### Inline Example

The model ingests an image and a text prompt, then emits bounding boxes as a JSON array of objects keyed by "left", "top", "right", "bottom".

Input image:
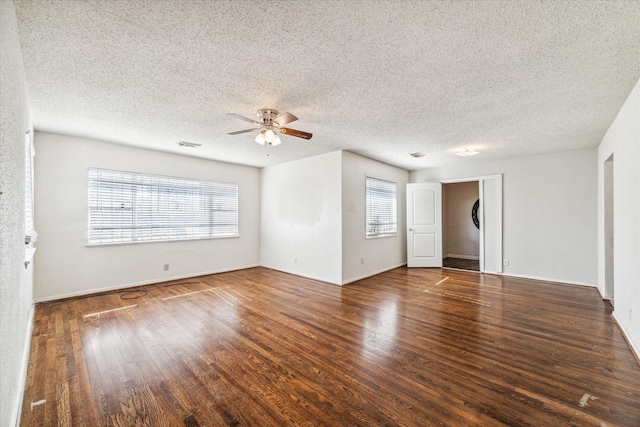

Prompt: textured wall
[
  {"left": 597, "top": 78, "right": 640, "bottom": 359},
  {"left": 34, "top": 132, "right": 261, "bottom": 301},
  {"left": 410, "top": 148, "right": 598, "bottom": 286},
  {"left": 341, "top": 151, "right": 409, "bottom": 284},
  {"left": 261, "top": 151, "right": 343, "bottom": 285},
  {"left": 0, "top": 1, "right": 34, "bottom": 425}
]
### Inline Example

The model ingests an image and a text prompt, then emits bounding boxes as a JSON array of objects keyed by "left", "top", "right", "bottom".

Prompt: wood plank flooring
[
  {"left": 443, "top": 257, "right": 480, "bottom": 271},
  {"left": 20, "top": 267, "right": 640, "bottom": 426}
]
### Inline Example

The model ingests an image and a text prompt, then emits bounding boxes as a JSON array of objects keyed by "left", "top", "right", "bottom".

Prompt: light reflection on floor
[
  {"left": 83, "top": 281, "right": 252, "bottom": 369},
  {"left": 362, "top": 298, "right": 398, "bottom": 359}
]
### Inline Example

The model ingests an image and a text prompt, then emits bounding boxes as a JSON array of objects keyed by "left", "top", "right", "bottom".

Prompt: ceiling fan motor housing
[{"left": 257, "top": 109, "right": 280, "bottom": 126}]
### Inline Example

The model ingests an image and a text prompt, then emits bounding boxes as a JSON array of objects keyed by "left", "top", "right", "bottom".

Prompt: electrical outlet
[
  {"left": 164, "top": 263, "right": 169, "bottom": 271},
  {"left": 294, "top": 258, "right": 297, "bottom": 264},
  {"left": 503, "top": 259, "right": 509, "bottom": 266},
  {"left": 361, "top": 258, "right": 365, "bottom": 265}
]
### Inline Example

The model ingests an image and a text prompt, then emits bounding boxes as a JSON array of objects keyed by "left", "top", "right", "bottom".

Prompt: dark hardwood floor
[
  {"left": 20, "top": 267, "right": 640, "bottom": 426},
  {"left": 443, "top": 257, "right": 480, "bottom": 271}
]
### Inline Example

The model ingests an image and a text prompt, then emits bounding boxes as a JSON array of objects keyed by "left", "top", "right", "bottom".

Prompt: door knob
[{"left": 408, "top": 228, "right": 413, "bottom": 231}]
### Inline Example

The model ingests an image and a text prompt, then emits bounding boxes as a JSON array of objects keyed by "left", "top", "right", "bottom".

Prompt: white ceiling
[{"left": 13, "top": 0, "right": 640, "bottom": 170}]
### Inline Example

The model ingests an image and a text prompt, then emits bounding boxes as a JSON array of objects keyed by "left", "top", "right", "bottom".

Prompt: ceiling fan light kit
[
  {"left": 227, "top": 108, "right": 312, "bottom": 146},
  {"left": 255, "top": 128, "right": 281, "bottom": 146}
]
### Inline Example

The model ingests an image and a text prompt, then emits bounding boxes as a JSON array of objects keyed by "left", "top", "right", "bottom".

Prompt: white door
[
  {"left": 407, "top": 183, "right": 442, "bottom": 267},
  {"left": 478, "top": 175, "right": 503, "bottom": 274}
]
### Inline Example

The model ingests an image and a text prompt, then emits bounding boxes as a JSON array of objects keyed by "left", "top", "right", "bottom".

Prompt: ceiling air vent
[{"left": 178, "top": 141, "right": 202, "bottom": 148}]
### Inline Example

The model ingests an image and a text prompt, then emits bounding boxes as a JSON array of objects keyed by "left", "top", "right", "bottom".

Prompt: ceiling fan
[{"left": 227, "top": 109, "right": 312, "bottom": 146}]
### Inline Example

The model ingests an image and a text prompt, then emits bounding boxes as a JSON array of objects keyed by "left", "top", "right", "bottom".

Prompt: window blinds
[
  {"left": 24, "top": 134, "right": 35, "bottom": 233},
  {"left": 88, "top": 168, "right": 238, "bottom": 245},
  {"left": 365, "top": 177, "right": 397, "bottom": 238}
]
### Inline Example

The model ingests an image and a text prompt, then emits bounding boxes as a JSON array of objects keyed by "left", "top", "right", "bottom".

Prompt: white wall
[
  {"left": 444, "top": 181, "right": 479, "bottom": 258},
  {"left": 341, "top": 151, "right": 409, "bottom": 284},
  {"left": 410, "top": 148, "right": 598, "bottom": 286},
  {"left": 260, "top": 151, "right": 343, "bottom": 284},
  {"left": 0, "top": 1, "right": 35, "bottom": 425},
  {"left": 34, "top": 132, "right": 261, "bottom": 301},
  {"left": 597, "top": 78, "right": 640, "bottom": 358}
]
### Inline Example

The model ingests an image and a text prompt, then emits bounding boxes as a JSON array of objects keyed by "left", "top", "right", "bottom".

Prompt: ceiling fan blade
[
  {"left": 227, "top": 113, "right": 260, "bottom": 125},
  {"left": 280, "top": 128, "right": 312, "bottom": 140},
  {"left": 228, "top": 128, "right": 259, "bottom": 135},
  {"left": 273, "top": 112, "right": 298, "bottom": 127}
]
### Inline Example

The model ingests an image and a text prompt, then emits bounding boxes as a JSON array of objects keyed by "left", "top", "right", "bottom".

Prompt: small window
[
  {"left": 366, "top": 177, "right": 397, "bottom": 238},
  {"left": 88, "top": 168, "right": 238, "bottom": 245}
]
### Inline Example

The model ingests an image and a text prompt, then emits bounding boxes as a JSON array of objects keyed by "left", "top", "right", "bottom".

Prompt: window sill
[
  {"left": 366, "top": 234, "right": 397, "bottom": 240},
  {"left": 85, "top": 234, "right": 240, "bottom": 247},
  {"left": 25, "top": 247, "right": 36, "bottom": 268}
]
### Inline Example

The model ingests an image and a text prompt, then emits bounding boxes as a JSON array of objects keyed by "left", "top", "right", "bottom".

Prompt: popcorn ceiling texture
[
  {"left": 1, "top": 1, "right": 33, "bottom": 426},
  {"left": 12, "top": 0, "right": 640, "bottom": 170}
]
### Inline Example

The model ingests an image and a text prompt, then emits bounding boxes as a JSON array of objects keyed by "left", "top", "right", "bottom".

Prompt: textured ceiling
[{"left": 13, "top": 0, "right": 640, "bottom": 170}]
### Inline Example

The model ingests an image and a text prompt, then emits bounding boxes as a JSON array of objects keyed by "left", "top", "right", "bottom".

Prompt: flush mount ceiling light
[
  {"left": 456, "top": 148, "right": 479, "bottom": 157},
  {"left": 227, "top": 108, "right": 312, "bottom": 146}
]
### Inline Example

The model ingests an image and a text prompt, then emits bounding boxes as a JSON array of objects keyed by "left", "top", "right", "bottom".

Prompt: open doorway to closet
[{"left": 443, "top": 181, "right": 480, "bottom": 271}]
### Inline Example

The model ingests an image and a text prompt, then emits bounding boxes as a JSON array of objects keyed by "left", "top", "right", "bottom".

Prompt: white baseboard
[
  {"left": 35, "top": 264, "right": 261, "bottom": 302},
  {"left": 612, "top": 312, "right": 640, "bottom": 364},
  {"left": 443, "top": 266, "right": 481, "bottom": 274},
  {"left": 446, "top": 253, "right": 479, "bottom": 260},
  {"left": 259, "top": 266, "right": 342, "bottom": 286},
  {"left": 259, "top": 263, "right": 408, "bottom": 287},
  {"left": 499, "top": 272, "right": 596, "bottom": 288},
  {"left": 596, "top": 285, "right": 613, "bottom": 301},
  {"left": 12, "top": 302, "right": 35, "bottom": 427},
  {"left": 342, "top": 263, "right": 407, "bottom": 285}
]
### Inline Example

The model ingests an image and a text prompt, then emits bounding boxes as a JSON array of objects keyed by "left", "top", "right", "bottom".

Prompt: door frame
[
  {"left": 406, "top": 183, "right": 443, "bottom": 268},
  {"left": 439, "top": 174, "right": 502, "bottom": 274},
  {"left": 604, "top": 154, "right": 614, "bottom": 303}
]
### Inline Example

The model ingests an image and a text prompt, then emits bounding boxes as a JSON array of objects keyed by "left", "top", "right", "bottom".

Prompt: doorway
[
  {"left": 443, "top": 181, "right": 480, "bottom": 271},
  {"left": 406, "top": 174, "right": 502, "bottom": 273},
  {"left": 604, "top": 154, "right": 614, "bottom": 304}
]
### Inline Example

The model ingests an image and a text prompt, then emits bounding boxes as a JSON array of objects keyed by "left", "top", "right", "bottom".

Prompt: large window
[
  {"left": 88, "top": 168, "right": 238, "bottom": 245},
  {"left": 365, "top": 176, "right": 397, "bottom": 238}
]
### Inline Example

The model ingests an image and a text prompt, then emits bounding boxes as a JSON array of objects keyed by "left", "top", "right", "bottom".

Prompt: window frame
[
  {"left": 365, "top": 176, "right": 398, "bottom": 239},
  {"left": 87, "top": 168, "right": 239, "bottom": 246}
]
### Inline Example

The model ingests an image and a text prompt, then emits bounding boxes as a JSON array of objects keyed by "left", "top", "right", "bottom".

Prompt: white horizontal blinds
[
  {"left": 25, "top": 133, "right": 34, "bottom": 233},
  {"left": 88, "top": 168, "right": 238, "bottom": 244},
  {"left": 366, "top": 177, "right": 397, "bottom": 237}
]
